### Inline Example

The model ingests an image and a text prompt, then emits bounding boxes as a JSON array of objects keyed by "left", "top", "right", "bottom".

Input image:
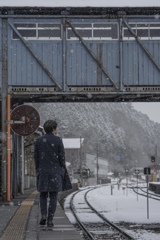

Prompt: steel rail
[
  {"left": 70, "top": 185, "right": 111, "bottom": 239},
  {"left": 132, "top": 187, "right": 160, "bottom": 201},
  {"left": 70, "top": 185, "right": 134, "bottom": 240},
  {"left": 138, "top": 187, "right": 160, "bottom": 198},
  {"left": 85, "top": 188, "right": 135, "bottom": 240},
  {"left": 70, "top": 189, "right": 96, "bottom": 240}
]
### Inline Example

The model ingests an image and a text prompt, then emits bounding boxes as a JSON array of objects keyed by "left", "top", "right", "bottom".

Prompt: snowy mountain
[{"left": 34, "top": 102, "right": 160, "bottom": 172}]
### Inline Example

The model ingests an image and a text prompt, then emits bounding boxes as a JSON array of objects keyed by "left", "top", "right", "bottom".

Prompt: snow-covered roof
[
  {"left": 149, "top": 182, "right": 160, "bottom": 185},
  {"left": 108, "top": 172, "right": 114, "bottom": 176},
  {"left": 0, "top": 0, "right": 160, "bottom": 8},
  {"left": 63, "top": 138, "right": 84, "bottom": 149}
]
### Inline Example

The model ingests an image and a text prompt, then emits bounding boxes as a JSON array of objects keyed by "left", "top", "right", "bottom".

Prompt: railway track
[
  {"left": 70, "top": 186, "right": 135, "bottom": 240},
  {"left": 131, "top": 186, "right": 160, "bottom": 201}
]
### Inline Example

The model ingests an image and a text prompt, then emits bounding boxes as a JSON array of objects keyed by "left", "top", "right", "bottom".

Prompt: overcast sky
[{"left": 132, "top": 103, "right": 160, "bottom": 124}]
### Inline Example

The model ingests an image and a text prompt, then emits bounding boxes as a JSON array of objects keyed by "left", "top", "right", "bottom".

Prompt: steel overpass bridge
[{"left": 1, "top": 5, "right": 160, "bottom": 200}]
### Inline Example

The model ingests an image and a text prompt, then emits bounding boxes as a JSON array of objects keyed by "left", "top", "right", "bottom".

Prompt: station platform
[{"left": 0, "top": 188, "right": 84, "bottom": 240}]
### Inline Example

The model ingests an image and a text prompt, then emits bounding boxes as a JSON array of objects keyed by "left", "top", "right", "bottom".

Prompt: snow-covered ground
[{"left": 64, "top": 179, "right": 160, "bottom": 240}]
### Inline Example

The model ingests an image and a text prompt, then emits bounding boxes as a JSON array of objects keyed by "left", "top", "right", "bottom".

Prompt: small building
[
  {"left": 62, "top": 138, "right": 84, "bottom": 170},
  {"left": 86, "top": 153, "right": 109, "bottom": 184}
]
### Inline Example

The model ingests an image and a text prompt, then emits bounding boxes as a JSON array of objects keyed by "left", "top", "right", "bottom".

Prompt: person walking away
[{"left": 34, "top": 120, "right": 72, "bottom": 227}]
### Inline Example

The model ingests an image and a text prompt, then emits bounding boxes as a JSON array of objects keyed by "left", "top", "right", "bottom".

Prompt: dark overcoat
[{"left": 34, "top": 133, "right": 72, "bottom": 192}]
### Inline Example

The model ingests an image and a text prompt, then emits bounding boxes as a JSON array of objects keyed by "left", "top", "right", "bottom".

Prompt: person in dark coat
[{"left": 34, "top": 120, "right": 72, "bottom": 227}]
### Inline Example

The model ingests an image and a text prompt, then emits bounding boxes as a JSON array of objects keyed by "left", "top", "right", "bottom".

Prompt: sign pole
[
  {"left": 125, "top": 169, "right": 129, "bottom": 196},
  {"left": 135, "top": 169, "right": 140, "bottom": 201},
  {"left": 147, "top": 169, "right": 149, "bottom": 219},
  {"left": 137, "top": 173, "right": 138, "bottom": 201},
  {"left": 144, "top": 167, "right": 150, "bottom": 219}
]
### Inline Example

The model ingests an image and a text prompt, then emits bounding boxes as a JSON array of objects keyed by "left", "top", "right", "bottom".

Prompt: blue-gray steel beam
[
  {"left": 8, "top": 21, "right": 63, "bottom": 91},
  {"left": 62, "top": 19, "right": 67, "bottom": 91},
  {"left": 97, "top": 44, "right": 102, "bottom": 85},
  {"left": 123, "top": 20, "right": 160, "bottom": 72},
  {"left": 66, "top": 20, "right": 119, "bottom": 90},
  {"left": 119, "top": 18, "right": 124, "bottom": 91},
  {"left": 1, "top": 18, "right": 8, "bottom": 199}
]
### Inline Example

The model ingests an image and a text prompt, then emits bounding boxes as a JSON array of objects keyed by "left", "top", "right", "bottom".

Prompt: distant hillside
[{"left": 33, "top": 102, "right": 160, "bottom": 173}]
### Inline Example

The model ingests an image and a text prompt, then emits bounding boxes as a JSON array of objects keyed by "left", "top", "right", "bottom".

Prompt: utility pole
[
  {"left": 80, "top": 137, "right": 82, "bottom": 185},
  {"left": 96, "top": 144, "right": 99, "bottom": 185},
  {"left": 155, "top": 144, "right": 158, "bottom": 180},
  {"left": 125, "top": 168, "right": 129, "bottom": 196}
]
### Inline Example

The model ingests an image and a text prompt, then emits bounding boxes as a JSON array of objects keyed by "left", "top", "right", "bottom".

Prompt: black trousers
[{"left": 40, "top": 192, "right": 58, "bottom": 220}]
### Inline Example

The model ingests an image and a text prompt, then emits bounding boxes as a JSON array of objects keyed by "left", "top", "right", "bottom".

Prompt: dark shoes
[
  {"left": 40, "top": 216, "right": 54, "bottom": 227},
  {"left": 47, "top": 220, "right": 54, "bottom": 227},
  {"left": 39, "top": 215, "right": 47, "bottom": 225}
]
